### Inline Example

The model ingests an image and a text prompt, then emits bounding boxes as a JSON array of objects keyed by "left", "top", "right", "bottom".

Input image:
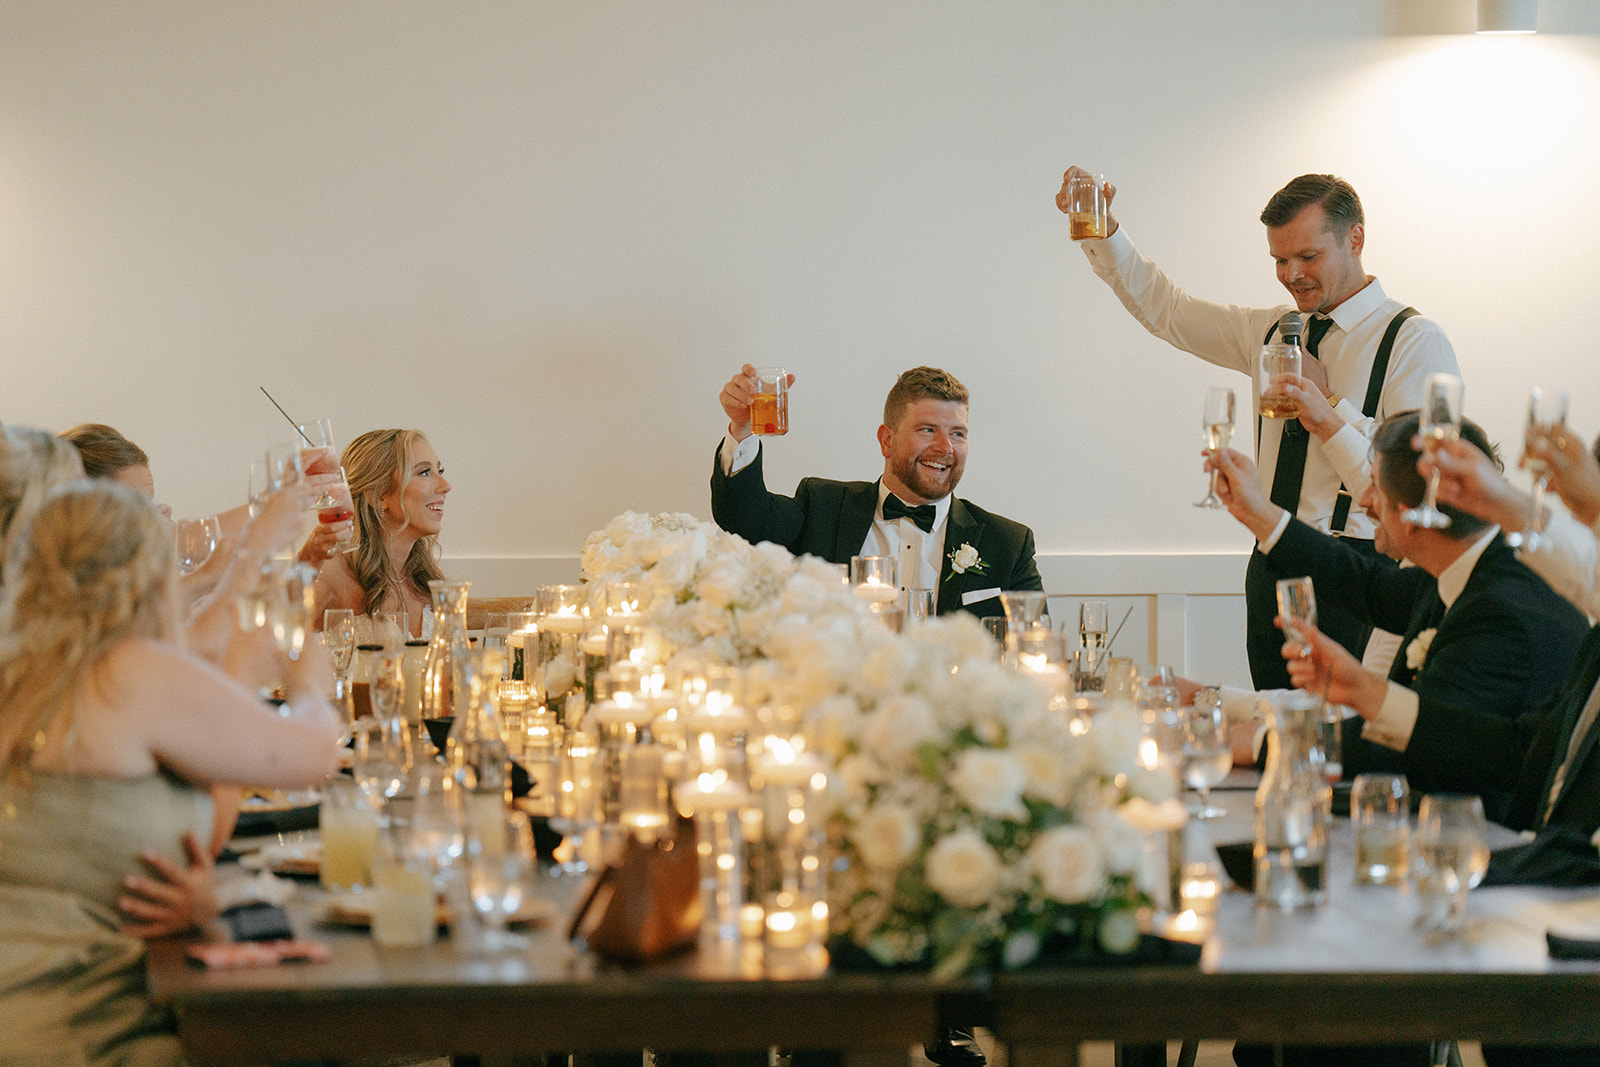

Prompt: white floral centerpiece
[{"left": 580, "top": 512, "right": 1161, "bottom": 976}]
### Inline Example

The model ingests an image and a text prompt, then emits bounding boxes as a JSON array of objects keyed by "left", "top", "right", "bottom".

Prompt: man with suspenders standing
[{"left": 1057, "top": 167, "right": 1461, "bottom": 692}]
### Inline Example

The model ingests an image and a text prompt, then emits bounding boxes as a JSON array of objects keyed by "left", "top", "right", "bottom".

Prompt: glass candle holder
[
  {"left": 751, "top": 740, "right": 829, "bottom": 969},
  {"left": 675, "top": 772, "right": 753, "bottom": 947},
  {"left": 536, "top": 584, "right": 588, "bottom": 728}
]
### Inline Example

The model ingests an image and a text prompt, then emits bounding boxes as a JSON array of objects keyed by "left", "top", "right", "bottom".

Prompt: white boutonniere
[
  {"left": 945, "top": 542, "right": 988, "bottom": 582},
  {"left": 1406, "top": 628, "right": 1437, "bottom": 672}
]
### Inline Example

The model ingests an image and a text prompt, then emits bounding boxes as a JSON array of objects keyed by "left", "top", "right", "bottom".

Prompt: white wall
[{"left": 6, "top": 0, "right": 1600, "bottom": 688}]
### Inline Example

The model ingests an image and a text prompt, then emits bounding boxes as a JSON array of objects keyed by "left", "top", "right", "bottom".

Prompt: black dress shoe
[{"left": 924, "top": 1027, "right": 987, "bottom": 1067}]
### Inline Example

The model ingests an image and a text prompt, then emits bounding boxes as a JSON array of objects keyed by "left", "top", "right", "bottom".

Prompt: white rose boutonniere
[
  {"left": 1406, "top": 628, "right": 1437, "bottom": 672},
  {"left": 945, "top": 542, "right": 988, "bottom": 582}
]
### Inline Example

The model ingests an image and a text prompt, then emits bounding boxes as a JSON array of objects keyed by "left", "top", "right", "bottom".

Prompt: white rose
[
  {"left": 851, "top": 804, "right": 922, "bottom": 873},
  {"left": 860, "top": 694, "right": 938, "bottom": 766},
  {"left": 543, "top": 653, "right": 577, "bottom": 697},
  {"left": 1027, "top": 825, "right": 1105, "bottom": 904},
  {"left": 1406, "top": 628, "right": 1437, "bottom": 671},
  {"left": 1098, "top": 907, "right": 1142, "bottom": 954},
  {"left": 1089, "top": 809, "right": 1145, "bottom": 876},
  {"left": 948, "top": 748, "right": 1029, "bottom": 821},
  {"left": 1016, "top": 744, "right": 1075, "bottom": 806},
  {"left": 924, "top": 829, "right": 1003, "bottom": 908},
  {"left": 1088, "top": 705, "right": 1143, "bottom": 776},
  {"left": 1126, "top": 763, "right": 1179, "bottom": 805},
  {"left": 951, "top": 543, "right": 981, "bottom": 572}
]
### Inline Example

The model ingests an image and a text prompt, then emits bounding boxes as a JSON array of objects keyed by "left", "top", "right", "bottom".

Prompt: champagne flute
[
  {"left": 1415, "top": 794, "right": 1490, "bottom": 935},
  {"left": 1182, "top": 690, "right": 1231, "bottom": 819},
  {"left": 1195, "top": 387, "right": 1236, "bottom": 509},
  {"left": 324, "top": 608, "right": 358, "bottom": 734},
  {"left": 1506, "top": 387, "right": 1569, "bottom": 552},
  {"left": 175, "top": 516, "right": 221, "bottom": 576},
  {"left": 466, "top": 811, "right": 535, "bottom": 952},
  {"left": 270, "top": 561, "right": 317, "bottom": 661},
  {"left": 247, "top": 461, "right": 272, "bottom": 520},
  {"left": 1275, "top": 576, "right": 1317, "bottom": 660},
  {"left": 264, "top": 442, "right": 304, "bottom": 492},
  {"left": 1400, "top": 373, "right": 1463, "bottom": 529}
]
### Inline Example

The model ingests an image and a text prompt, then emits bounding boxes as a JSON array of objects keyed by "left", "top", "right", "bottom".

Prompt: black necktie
[
  {"left": 882, "top": 494, "right": 936, "bottom": 533},
  {"left": 1268, "top": 314, "right": 1335, "bottom": 513}
]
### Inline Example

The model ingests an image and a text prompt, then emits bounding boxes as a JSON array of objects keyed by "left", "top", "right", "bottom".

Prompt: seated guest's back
[{"left": 0, "top": 481, "right": 342, "bottom": 1065}]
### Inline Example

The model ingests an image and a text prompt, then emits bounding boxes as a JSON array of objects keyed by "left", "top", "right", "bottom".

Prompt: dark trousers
[{"left": 1244, "top": 541, "right": 1377, "bottom": 691}]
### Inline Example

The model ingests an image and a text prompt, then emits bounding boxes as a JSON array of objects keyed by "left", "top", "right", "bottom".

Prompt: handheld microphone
[{"left": 1277, "top": 311, "right": 1304, "bottom": 347}]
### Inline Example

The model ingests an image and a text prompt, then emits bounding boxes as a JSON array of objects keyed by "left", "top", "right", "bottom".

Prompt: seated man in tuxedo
[
  {"left": 1212, "top": 410, "right": 1590, "bottom": 824},
  {"left": 711, "top": 364, "right": 1042, "bottom": 617}
]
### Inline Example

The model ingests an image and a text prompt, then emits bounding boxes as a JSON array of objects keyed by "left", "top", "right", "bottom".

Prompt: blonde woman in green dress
[{"left": 0, "top": 481, "right": 343, "bottom": 1064}]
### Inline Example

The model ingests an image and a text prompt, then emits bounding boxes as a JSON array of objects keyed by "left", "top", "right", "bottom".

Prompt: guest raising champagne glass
[
  {"left": 1195, "top": 387, "right": 1235, "bottom": 509},
  {"left": 312, "top": 429, "right": 451, "bottom": 641}
]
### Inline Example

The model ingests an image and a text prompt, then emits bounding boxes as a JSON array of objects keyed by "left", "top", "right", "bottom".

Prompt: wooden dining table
[{"left": 147, "top": 775, "right": 1600, "bottom": 1067}]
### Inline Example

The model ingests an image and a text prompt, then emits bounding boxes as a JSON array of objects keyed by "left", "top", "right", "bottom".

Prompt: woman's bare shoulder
[{"left": 314, "top": 556, "right": 366, "bottom": 612}]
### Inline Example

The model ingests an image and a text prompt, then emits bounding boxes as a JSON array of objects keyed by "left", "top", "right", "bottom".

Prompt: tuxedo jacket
[
  {"left": 709, "top": 444, "right": 1042, "bottom": 619},
  {"left": 1267, "top": 520, "right": 1590, "bottom": 817},
  {"left": 1423, "top": 624, "right": 1600, "bottom": 835}
]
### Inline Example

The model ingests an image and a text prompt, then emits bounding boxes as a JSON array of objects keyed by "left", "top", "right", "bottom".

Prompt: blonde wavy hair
[
  {"left": 341, "top": 428, "right": 445, "bottom": 616},
  {"left": 1, "top": 425, "right": 86, "bottom": 580},
  {"left": 0, "top": 481, "right": 178, "bottom": 769}
]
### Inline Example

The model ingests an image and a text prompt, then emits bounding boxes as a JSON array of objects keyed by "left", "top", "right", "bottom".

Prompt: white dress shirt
[
  {"left": 1515, "top": 507, "right": 1600, "bottom": 621},
  {"left": 1081, "top": 227, "right": 1460, "bottom": 537}
]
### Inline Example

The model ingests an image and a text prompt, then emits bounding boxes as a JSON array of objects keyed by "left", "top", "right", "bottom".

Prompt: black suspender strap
[{"left": 1329, "top": 306, "right": 1419, "bottom": 535}]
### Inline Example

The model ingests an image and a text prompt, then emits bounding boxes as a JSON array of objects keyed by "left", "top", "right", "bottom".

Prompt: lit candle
[
  {"left": 540, "top": 611, "right": 587, "bottom": 635},
  {"left": 853, "top": 578, "right": 898, "bottom": 604}
]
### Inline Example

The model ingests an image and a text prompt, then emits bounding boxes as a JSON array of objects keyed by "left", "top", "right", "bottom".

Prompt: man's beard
[{"left": 892, "top": 452, "right": 962, "bottom": 502}]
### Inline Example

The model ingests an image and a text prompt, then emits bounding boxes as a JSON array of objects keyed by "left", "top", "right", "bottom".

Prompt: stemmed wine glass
[
  {"left": 324, "top": 608, "right": 358, "bottom": 736},
  {"left": 1195, "top": 387, "right": 1236, "bottom": 509},
  {"left": 174, "top": 516, "right": 221, "bottom": 576},
  {"left": 315, "top": 468, "right": 360, "bottom": 554},
  {"left": 1181, "top": 690, "right": 1231, "bottom": 819},
  {"left": 1401, "top": 373, "right": 1464, "bottom": 529},
  {"left": 466, "top": 811, "right": 536, "bottom": 952},
  {"left": 1506, "top": 387, "right": 1569, "bottom": 552},
  {"left": 370, "top": 651, "right": 406, "bottom": 723},
  {"left": 550, "top": 730, "right": 602, "bottom": 877},
  {"left": 354, "top": 714, "right": 412, "bottom": 805},
  {"left": 1414, "top": 794, "right": 1490, "bottom": 935}
]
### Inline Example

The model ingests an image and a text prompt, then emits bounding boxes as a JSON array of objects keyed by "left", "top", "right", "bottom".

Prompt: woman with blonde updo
[
  {"left": 0, "top": 481, "right": 342, "bottom": 1064},
  {"left": 0, "top": 424, "right": 83, "bottom": 572},
  {"left": 313, "top": 428, "right": 451, "bottom": 639}
]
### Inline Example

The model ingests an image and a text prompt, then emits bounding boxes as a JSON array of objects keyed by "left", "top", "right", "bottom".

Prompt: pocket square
[{"left": 961, "top": 587, "right": 1001, "bottom": 606}]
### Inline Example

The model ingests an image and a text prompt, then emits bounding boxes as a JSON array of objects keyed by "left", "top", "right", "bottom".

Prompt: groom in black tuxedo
[
  {"left": 711, "top": 364, "right": 1042, "bottom": 619},
  {"left": 1212, "top": 411, "right": 1589, "bottom": 824}
]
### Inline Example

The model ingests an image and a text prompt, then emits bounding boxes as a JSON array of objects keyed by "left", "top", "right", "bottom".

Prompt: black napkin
[
  {"left": 233, "top": 802, "right": 320, "bottom": 837},
  {"left": 1547, "top": 932, "right": 1600, "bottom": 960},
  {"left": 1482, "top": 825, "right": 1600, "bottom": 888},
  {"left": 221, "top": 902, "right": 295, "bottom": 942}
]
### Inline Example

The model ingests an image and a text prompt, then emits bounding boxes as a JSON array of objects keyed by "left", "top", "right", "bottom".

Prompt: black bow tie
[{"left": 882, "top": 494, "right": 937, "bottom": 533}]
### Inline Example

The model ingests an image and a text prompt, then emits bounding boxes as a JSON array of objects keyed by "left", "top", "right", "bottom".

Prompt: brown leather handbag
[{"left": 568, "top": 815, "right": 702, "bottom": 962}]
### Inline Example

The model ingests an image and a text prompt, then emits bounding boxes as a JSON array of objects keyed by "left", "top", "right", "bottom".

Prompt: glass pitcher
[
  {"left": 1254, "top": 691, "right": 1332, "bottom": 909},
  {"left": 419, "top": 579, "right": 471, "bottom": 741},
  {"left": 445, "top": 647, "right": 510, "bottom": 852}
]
